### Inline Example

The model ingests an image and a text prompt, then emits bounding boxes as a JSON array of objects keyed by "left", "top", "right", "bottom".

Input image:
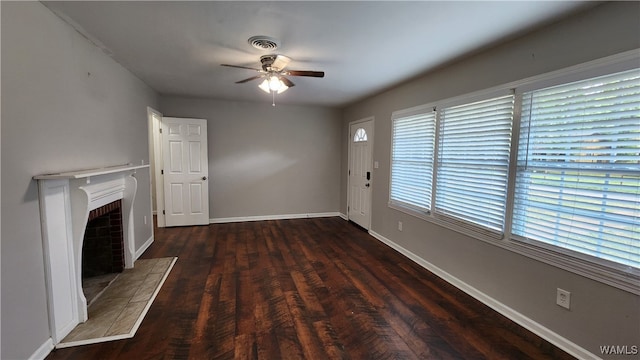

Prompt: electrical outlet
[
  {"left": 398, "top": 221, "right": 403, "bottom": 231},
  {"left": 556, "top": 288, "right": 571, "bottom": 310}
]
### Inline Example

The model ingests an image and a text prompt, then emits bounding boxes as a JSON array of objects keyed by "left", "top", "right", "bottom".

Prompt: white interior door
[
  {"left": 348, "top": 118, "right": 373, "bottom": 229},
  {"left": 162, "top": 117, "right": 209, "bottom": 226}
]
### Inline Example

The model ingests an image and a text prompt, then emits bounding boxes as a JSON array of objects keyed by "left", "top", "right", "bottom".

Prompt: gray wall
[
  {"left": 341, "top": 2, "right": 640, "bottom": 357},
  {"left": 1, "top": 2, "right": 158, "bottom": 359},
  {"left": 160, "top": 97, "right": 342, "bottom": 220}
]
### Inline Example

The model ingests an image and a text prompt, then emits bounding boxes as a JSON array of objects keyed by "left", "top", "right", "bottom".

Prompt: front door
[
  {"left": 162, "top": 117, "right": 209, "bottom": 226},
  {"left": 348, "top": 118, "right": 373, "bottom": 229}
]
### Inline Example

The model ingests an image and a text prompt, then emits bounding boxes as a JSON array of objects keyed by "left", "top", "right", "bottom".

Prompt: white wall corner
[
  {"left": 135, "top": 235, "right": 155, "bottom": 261},
  {"left": 28, "top": 338, "right": 54, "bottom": 360},
  {"left": 367, "top": 230, "right": 599, "bottom": 360}
]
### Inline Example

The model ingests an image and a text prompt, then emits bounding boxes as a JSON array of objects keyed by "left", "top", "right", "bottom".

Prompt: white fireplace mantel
[
  {"left": 34, "top": 163, "right": 149, "bottom": 180},
  {"left": 35, "top": 164, "right": 149, "bottom": 345}
]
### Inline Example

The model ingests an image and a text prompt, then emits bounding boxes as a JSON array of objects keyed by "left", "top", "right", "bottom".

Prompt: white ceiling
[{"left": 43, "top": 1, "right": 593, "bottom": 107}]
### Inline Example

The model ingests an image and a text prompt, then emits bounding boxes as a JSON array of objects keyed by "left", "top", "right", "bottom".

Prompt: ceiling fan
[{"left": 221, "top": 55, "right": 324, "bottom": 95}]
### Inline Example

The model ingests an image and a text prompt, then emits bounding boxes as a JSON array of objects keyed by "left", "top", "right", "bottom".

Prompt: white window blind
[
  {"left": 390, "top": 111, "right": 435, "bottom": 213},
  {"left": 435, "top": 95, "right": 514, "bottom": 235},
  {"left": 513, "top": 68, "right": 640, "bottom": 269}
]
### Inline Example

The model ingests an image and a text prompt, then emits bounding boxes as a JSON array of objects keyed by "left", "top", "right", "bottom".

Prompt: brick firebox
[{"left": 82, "top": 200, "right": 125, "bottom": 278}]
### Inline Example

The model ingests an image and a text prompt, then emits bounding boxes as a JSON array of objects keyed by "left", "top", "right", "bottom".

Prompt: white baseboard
[
  {"left": 29, "top": 338, "right": 54, "bottom": 360},
  {"left": 210, "top": 212, "right": 341, "bottom": 224},
  {"left": 368, "top": 230, "right": 598, "bottom": 360},
  {"left": 339, "top": 213, "right": 348, "bottom": 221},
  {"left": 135, "top": 235, "right": 154, "bottom": 260}
]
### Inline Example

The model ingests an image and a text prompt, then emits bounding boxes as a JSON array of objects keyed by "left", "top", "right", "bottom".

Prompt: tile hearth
[
  {"left": 83, "top": 273, "right": 119, "bottom": 306},
  {"left": 58, "top": 257, "right": 176, "bottom": 348}
]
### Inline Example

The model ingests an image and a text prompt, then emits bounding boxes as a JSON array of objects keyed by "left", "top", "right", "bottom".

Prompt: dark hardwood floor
[{"left": 47, "top": 217, "right": 574, "bottom": 359}]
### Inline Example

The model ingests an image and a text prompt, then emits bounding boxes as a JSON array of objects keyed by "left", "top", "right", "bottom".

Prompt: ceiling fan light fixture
[
  {"left": 223, "top": 53, "right": 321, "bottom": 104},
  {"left": 269, "top": 75, "right": 281, "bottom": 91},
  {"left": 258, "top": 79, "right": 271, "bottom": 94},
  {"left": 258, "top": 79, "right": 270, "bottom": 93},
  {"left": 259, "top": 76, "right": 288, "bottom": 94}
]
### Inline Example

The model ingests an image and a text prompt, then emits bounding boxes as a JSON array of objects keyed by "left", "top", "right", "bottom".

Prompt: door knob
[
  {"left": 365, "top": 183, "right": 370, "bottom": 187},
  {"left": 202, "top": 176, "right": 208, "bottom": 180}
]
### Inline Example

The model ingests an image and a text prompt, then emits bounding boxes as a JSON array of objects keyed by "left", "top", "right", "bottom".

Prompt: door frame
[
  {"left": 147, "top": 107, "right": 166, "bottom": 227},
  {"left": 346, "top": 116, "right": 374, "bottom": 230}
]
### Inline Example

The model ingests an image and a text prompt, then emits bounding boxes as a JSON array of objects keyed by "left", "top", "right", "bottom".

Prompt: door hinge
[
  {"left": 348, "top": 169, "right": 351, "bottom": 175},
  {"left": 159, "top": 128, "right": 163, "bottom": 133},
  {"left": 162, "top": 210, "right": 165, "bottom": 215},
  {"left": 161, "top": 169, "right": 164, "bottom": 175}
]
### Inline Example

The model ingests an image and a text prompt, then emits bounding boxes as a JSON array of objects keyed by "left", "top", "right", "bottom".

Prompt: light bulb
[{"left": 269, "top": 76, "right": 281, "bottom": 91}]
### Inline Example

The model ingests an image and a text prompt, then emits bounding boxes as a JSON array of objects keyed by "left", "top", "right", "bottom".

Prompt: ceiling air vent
[{"left": 248, "top": 36, "right": 279, "bottom": 51}]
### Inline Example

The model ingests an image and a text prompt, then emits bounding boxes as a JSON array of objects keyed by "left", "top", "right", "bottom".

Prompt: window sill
[
  {"left": 505, "top": 238, "right": 640, "bottom": 295},
  {"left": 387, "top": 203, "right": 640, "bottom": 295}
]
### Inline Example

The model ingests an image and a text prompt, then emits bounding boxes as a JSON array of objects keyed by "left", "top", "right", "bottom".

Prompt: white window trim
[{"left": 388, "top": 49, "right": 640, "bottom": 295}]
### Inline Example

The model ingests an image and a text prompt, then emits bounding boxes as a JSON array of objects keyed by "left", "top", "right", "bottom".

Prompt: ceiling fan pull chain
[{"left": 272, "top": 91, "right": 276, "bottom": 107}]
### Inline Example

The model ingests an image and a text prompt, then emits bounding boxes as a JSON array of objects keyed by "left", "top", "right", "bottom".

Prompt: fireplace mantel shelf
[{"left": 34, "top": 164, "right": 149, "bottom": 180}]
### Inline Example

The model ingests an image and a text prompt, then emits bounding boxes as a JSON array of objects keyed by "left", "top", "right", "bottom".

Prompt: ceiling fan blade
[
  {"left": 286, "top": 70, "right": 325, "bottom": 78},
  {"left": 271, "top": 55, "right": 291, "bottom": 71},
  {"left": 235, "top": 75, "right": 264, "bottom": 84},
  {"left": 221, "top": 64, "right": 261, "bottom": 71},
  {"left": 280, "top": 76, "right": 295, "bottom": 88}
]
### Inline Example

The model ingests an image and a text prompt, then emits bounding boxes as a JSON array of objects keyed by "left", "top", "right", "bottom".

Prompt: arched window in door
[{"left": 353, "top": 128, "right": 368, "bottom": 142}]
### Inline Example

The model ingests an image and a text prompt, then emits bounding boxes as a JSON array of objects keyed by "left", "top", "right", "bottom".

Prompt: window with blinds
[
  {"left": 387, "top": 56, "right": 638, "bottom": 286},
  {"left": 434, "top": 95, "right": 514, "bottom": 236},
  {"left": 513, "top": 68, "right": 640, "bottom": 269},
  {"left": 390, "top": 110, "right": 435, "bottom": 213}
]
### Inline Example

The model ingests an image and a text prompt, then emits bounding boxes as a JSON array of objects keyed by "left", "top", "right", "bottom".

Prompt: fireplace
[
  {"left": 35, "top": 164, "right": 148, "bottom": 345},
  {"left": 82, "top": 200, "right": 125, "bottom": 304}
]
